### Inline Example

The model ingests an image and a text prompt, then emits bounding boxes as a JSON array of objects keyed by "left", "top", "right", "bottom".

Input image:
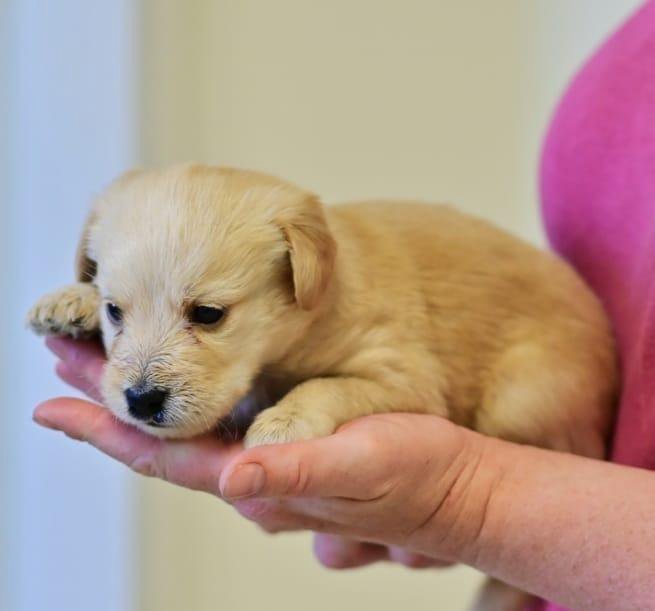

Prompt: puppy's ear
[
  {"left": 74, "top": 168, "right": 142, "bottom": 282},
  {"left": 75, "top": 209, "right": 98, "bottom": 283},
  {"left": 277, "top": 195, "right": 336, "bottom": 310}
]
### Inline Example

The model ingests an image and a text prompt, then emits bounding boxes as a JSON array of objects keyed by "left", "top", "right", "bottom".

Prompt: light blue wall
[{"left": 2, "top": 2, "right": 139, "bottom": 610}]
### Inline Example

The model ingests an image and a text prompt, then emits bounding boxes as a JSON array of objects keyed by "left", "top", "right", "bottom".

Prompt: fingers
[
  {"left": 386, "top": 546, "right": 449, "bottom": 569},
  {"left": 313, "top": 534, "right": 387, "bottom": 568},
  {"left": 46, "top": 336, "right": 105, "bottom": 401},
  {"left": 34, "top": 396, "right": 158, "bottom": 461},
  {"left": 219, "top": 422, "right": 392, "bottom": 501},
  {"left": 55, "top": 361, "right": 103, "bottom": 403},
  {"left": 313, "top": 534, "right": 453, "bottom": 570},
  {"left": 234, "top": 498, "right": 332, "bottom": 534},
  {"left": 33, "top": 398, "right": 242, "bottom": 494},
  {"left": 46, "top": 335, "right": 105, "bottom": 365}
]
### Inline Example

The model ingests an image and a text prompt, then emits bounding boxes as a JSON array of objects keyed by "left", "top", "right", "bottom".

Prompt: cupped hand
[{"left": 36, "top": 337, "right": 489, "bottom": 568}]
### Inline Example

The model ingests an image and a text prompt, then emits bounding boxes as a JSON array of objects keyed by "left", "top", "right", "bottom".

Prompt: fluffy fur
[
  {"left": 28, "top": 164, "right": 617, "bottom": 452},
  {"left": 28, "top": 164, "right": 618, "bottom": 611}
]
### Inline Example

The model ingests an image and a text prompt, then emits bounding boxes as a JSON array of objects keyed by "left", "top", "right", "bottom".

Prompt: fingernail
[{"left": 221, "top": 463, "right": 266, "bottom": 500}]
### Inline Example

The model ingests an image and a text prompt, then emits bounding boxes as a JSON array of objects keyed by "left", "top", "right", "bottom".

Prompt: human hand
[
  {"left": 38, "top": 336, "right": 245, "bottom": 491},
  {"left": 311, "top": 534, "right": 453, "bottom": 570},
  {"left": 36, "top": 337, "right": 495, "bottom": 567}
]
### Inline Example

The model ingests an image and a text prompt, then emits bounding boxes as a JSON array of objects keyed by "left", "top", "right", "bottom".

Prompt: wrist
[{"left": 407, "top": 428, "right": 512, "bottom": 566}]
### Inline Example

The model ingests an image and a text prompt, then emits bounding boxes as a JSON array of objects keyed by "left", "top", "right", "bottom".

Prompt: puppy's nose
[{"left": 124, "top": 386, "right": 168, "bottom": 421}]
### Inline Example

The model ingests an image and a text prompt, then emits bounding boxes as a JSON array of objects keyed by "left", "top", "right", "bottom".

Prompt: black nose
[{"left": 124, "top": 386, "right": 168, "bottom": 421}]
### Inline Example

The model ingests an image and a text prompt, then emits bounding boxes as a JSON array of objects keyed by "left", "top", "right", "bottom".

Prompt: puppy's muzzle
[{"left": 124, "top": 385, "right": 169, "bottom": 423}]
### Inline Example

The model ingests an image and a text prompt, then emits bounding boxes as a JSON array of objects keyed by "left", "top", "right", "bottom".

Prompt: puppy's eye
[
  {"left": 190, "top": 305, "right": 226, "bottom": 326},
  {"left": 106, "top": 303, "right": 123, "bottom": 325}
]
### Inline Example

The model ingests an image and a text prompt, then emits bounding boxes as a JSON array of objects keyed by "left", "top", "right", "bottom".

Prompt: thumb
[{"left": 219, "top": 425, "right": 389, "bottom": 501}]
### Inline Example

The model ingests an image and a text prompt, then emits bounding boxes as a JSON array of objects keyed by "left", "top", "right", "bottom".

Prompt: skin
[{"left": 35, "top": 337, "right": 655, "bottom": 611}]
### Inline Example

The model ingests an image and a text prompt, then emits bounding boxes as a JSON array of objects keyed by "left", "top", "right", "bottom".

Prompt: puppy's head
[{"left": 79, "top": 165, "right": 336, "bottom": 438}]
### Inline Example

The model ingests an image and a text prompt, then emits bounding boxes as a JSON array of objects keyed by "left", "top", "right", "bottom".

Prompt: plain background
[{"left": 1, "top": 2, "right": 643, "bottom": 610}]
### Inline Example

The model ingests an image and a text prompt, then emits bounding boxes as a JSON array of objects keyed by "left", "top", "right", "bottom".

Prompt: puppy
[
  {"left": 28, "top": 164, "right": 616, "bottom": 452},
  {"left": 28, "top": 164, "right": 617, "bottom": 610}
]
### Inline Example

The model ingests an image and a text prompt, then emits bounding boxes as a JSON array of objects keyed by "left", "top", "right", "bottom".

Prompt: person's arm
[
  {"left": 214, "top": 421, "right": 655, "bottom": 611},
  {"left": 468, "top": 438, "right": 655, "bottom": 610},
  {"left": 37, "top": 337, "right": 655, "bottom": 611}
]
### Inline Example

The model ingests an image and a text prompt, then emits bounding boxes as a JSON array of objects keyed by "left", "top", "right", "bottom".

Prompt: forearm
[{"left": 443, "top": 435, "right": 655, "bottom": 611}]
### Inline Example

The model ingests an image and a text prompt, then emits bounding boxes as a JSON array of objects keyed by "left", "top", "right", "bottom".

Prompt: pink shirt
[{"left": 534, "top": 1, "right": 655, "bottom": 609}]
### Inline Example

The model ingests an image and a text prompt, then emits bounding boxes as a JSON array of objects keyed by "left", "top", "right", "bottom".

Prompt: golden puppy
[
  {"left": 28, "top": 164, "right": 618, "bottom": 611},
  {"left": 28, "top": 164, "right": 616, "bottom": 454}
]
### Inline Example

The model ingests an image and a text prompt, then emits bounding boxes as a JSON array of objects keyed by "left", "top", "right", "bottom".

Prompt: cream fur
[
  {"left": 27, "top": 164, "right": 619, "bottom": 611},
  {"left": 28, "top": 164, "right": 617, "bottom": 455}
]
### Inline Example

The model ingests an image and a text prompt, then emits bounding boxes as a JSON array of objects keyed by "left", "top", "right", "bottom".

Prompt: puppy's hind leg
[
  {"left": 27, "top": 283, "right": 101, "bottom": 339},
  {"left": 474, "top": 342, "right": 611, "bottom": 458}
]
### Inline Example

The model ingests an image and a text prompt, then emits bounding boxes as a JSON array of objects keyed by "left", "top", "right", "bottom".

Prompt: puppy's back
[{"left": 322, "top": 201, "right": 617, "bottom": 451}]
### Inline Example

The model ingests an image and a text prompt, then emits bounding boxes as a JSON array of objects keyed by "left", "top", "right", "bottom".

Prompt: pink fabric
[{"left": 531, "top": 1, "right": 655, "bottom": 609}]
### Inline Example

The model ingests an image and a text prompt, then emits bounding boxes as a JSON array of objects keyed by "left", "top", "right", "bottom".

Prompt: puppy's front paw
[
  {"left": 244, "top": 408, "right": 336, "bottom": 448},
  {"left": 27, "top": 283, "right": 101, "bottom": 339}
]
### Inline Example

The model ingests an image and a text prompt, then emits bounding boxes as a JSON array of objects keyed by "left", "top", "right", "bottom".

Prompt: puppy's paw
[
  {"left": 244, "top": 408, "right": 336, "bottom": 448},
  {"left": 27, "top": 283, "right": 101, "bottom": 339}
]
